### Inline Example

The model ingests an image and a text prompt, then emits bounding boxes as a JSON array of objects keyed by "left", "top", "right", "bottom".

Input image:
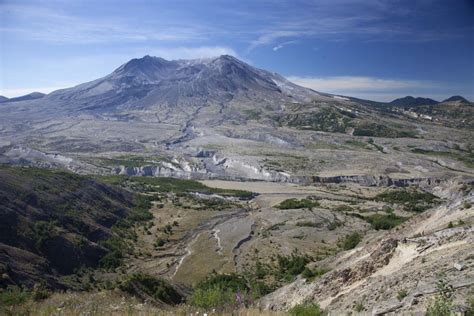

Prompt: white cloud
[
  {"left": 272, "top": 40, "right": 298, "bottom": 51},
  {"left": 287, "top": 76, "right": 433, "bottom": 91},
  {"left": 286, "top": 75, "right": 441, "bottom": 101},
  {"left": 0, "top": 4, "right": 210, "bottom": 44}
]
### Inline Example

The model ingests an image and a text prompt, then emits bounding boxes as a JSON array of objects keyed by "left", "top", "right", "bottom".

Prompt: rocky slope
[{"left": 259, "top": 180, "right": 474, "bottom": 314}]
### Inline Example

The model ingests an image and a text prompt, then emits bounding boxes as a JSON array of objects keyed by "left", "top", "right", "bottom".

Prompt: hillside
[{"left": 0, "top": 166, "right": 137, "bottom": 289}]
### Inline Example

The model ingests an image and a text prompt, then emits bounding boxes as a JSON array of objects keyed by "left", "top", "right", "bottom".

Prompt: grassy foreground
[{"left": 4, "top": 290, "right": 287, "bottom": 316}]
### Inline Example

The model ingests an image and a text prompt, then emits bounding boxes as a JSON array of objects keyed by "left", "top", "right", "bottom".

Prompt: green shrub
[
  {"left": 296, "top": 221, "right": 319, "bottom": 227},
  {"left": 276, "top": 198, "right": 320, "bottom": 210},
  {"left": 397, "top": 289, "right": 408, "bottom": 301},
  {"left": 119, "top": 273, "right": 182, "bottom": 305},
  {"left": 426, "top": 279, "right": 453, "bottom": 316},
  {"left": 354, "top": 302, "right": 364, "bottom": 312},
  {"left": 190, "top": 273, "right": 250, "bottom": 309},
  {"left": 333, "top": 205, "right": 354, "bottom": 212},
  {"left": 0, "top": 286, "right": 30, "bottom": 306},
  {"left": 276, "top": 254, "right": 310, "bottom": 281},
  {"left": 340, "top": 232, "right": 362, "bottom": 250},
  {"left": 365, "top": 213, "right": 407, "bottom": 230},
  {"left": 302, "top": 267, "right": 329, "bottom": 280},
  {"left": 289, "top": 302, "right": 324, "bottom": 316},
  {"left": 195, "top": 273, "right": 248, "bottom": 293},
  {"left": 374, "top": 189, "right": 438, "bottom": 212}
]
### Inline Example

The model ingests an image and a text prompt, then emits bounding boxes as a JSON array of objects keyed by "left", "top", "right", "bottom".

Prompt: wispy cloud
[
  {"left": 245, "top": 1, "right": 471, "bottom": 50},
  {"left": 273, "top": 40, "right": 298, "bottom": 51},
  {"left": 286, "top": 75, "right": 442, "bottom": 101},
  {"left": 0, "top": 4, "right": 211, "bottom": 44}
]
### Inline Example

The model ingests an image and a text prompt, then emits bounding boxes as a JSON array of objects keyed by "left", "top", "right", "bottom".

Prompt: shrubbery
[
  {"left": 339, "top": 232, "right": 362, "bottom": 250},
  {"left": 119, "top": 273, "right": 182, "bottom": 305},
  {"left": 374, "top": 189, "right": 438, "bottom": 212},
  {"left": 289, "top": 302, "right": 325, "bottom": 316},
  {"left": 365, "top": 213, "right": 406, "bottom": 230},
  {"left": 276, "top": 198, "right": 320, "bottom": 210}
]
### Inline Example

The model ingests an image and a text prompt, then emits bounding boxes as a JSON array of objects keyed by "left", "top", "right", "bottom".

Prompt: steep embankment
[{"left": 0, "top": 166, "right": 135, "bottom": 289}]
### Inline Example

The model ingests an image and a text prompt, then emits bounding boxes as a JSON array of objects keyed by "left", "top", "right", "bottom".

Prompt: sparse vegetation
[
  {"left": 339, "top": 232, "right": 362, "bottom": 250},
  {"left": 426, "top": 279, "right": 454, "bottom": 316},
  {"left": 119, "top": 273, "right": 182, "bottom": 305},
  {"left": 374, "top": 189, "right": 438, "bottom": 212},
  {"left": 365, "top": 213, "right": 407, "bottom": 230},
  {"left": 98, "top": 175, "right": 255, "bottom": 199},
  {"left": 276, "top": 198, "right": 320, "bottom": 210},
  {"left": 289, "top": 302, "right": 325, "bottom": 316},
  {"left": 397, "top": 289, "right": 408, "bottom": 301}
]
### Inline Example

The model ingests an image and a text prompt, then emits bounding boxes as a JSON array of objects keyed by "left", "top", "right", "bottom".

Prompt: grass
[
  {"left": 365, "top": 213, "right": 407, "bottom": 230},
  {"left": 275, "top": 198, "right": 320, "bottom": 210}
]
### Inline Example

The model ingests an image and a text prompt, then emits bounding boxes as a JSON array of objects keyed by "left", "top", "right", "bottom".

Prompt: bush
[
  {"left": 119, "top": 273, "right": 182, "bottom": 305},
  {"left": 365, "top": 213, "right": 406, "bottom": 230},
  {"left": 276, "top": 254, "right": 310, "bottom": 281},
  {"left": 302, "top": 267, "right": 329, "bottom": 280},
  {"left": 190, "top": 274, "right": 249, "bottom": 309},
  {"left": 354, "top": 302, "right": 364, "bottom": 312},
  {"left": 426, "top": 279, "right": 453, "bottom": 316},
  {"left": 276, "top": 198, "right": 320, "bottom": 210},
  {"left": 190, "top": 286, "right": 236, "bottom": 309},
  {"left": 374, "top": 189, "right": 438, "bottom": 212},
  {"left": 0, "top": 286, "right": 30, "bottom": 306},
  {"left": 397, "top": 289, "right": 408, "bottom": 301},
  {"left": 340, "top": 232, "right": 362, "bottom": 250},
  {"left": 289, "top": 302, "right": 324, "bottom": 316}
]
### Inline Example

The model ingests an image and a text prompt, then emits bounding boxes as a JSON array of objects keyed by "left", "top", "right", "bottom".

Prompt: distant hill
[
  {"left": 441, "top": 95, "right": 470, "bottom": 104},
  {"left": 0, "top": 92, "right": 45, "bottom": 103},
  {"left": 389, "top": 96, "right": 438, "bottom": 107}
]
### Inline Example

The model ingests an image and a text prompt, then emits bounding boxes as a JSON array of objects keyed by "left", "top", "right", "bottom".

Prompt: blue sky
[{"left": 1, "top": 0, "right": 473, "bottom": 101}]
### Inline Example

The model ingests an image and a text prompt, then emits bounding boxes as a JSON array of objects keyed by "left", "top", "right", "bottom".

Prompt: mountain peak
[
  {"left": 390, "top": 96, "right": 438, "bottom": 106},
  {"left": 442, "top": 95, "right": 469, "bottom": 103}
]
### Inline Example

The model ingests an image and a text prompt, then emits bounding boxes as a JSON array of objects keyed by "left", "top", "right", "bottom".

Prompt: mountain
[
  {"left": 441, "top": 95, "right": 470, "bottom": 104},
  {"left": 389, "top": 96, "right": 438, "bottom": 107},
  {"left": 0, "top": 92, "right": 45, "bottom": 103},
  {"left": 0, "top": 55, "right": 472, "bottom": 182},
  {"left": 33, "top": 55, "right": 317, "bottom": 116},
  {"left": 0, "top": 96, "right": 8, "bottom": 102}
]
